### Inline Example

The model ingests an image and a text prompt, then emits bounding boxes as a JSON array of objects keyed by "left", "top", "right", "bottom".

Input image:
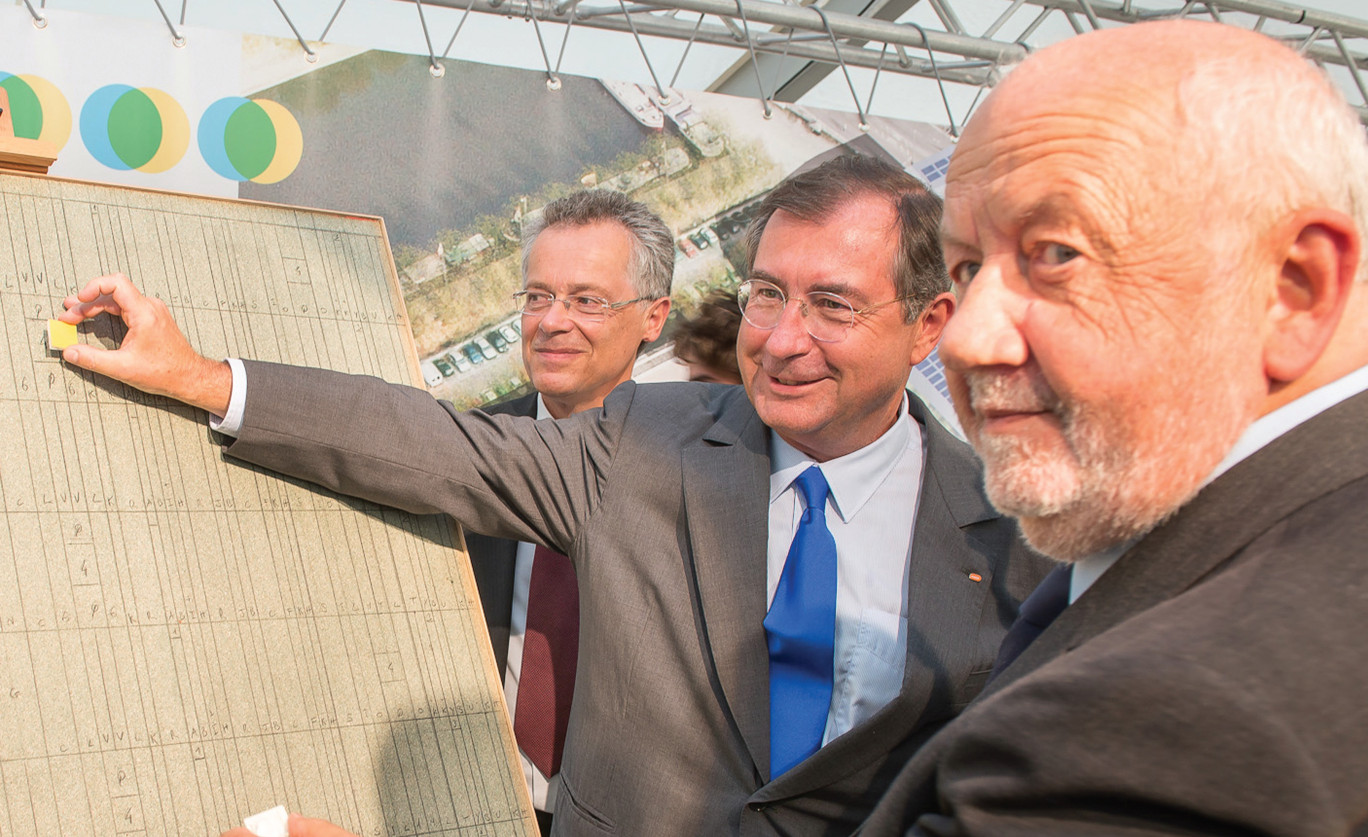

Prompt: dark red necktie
[{"left": 513, "top": 545, "right": 580, "bottom": 777}]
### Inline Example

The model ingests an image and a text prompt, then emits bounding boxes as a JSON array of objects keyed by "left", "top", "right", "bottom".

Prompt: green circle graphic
[
  {"left": 107, "top": 88, "right": 161, "bottom": 169},
  {"left": 0, "top": 77, "right": 42, "bottom": 140},
  {"left": 224, "top": 102, "right": 276, "bottom": 181}
]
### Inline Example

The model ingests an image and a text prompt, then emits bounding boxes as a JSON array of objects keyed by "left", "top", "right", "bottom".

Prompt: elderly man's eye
[
  {"left": 1040, "top": 243, "right": 1081, "bottom": 265},
  {"left": 951, "top": 262, "right": 980, "bottom": 286}
]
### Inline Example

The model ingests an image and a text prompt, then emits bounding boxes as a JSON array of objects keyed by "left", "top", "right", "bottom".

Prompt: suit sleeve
[
  {"left": 221, "top": 360, "right": 624, "bottom": 554},
  {"left": 910, "top": 639, "right": 1349, "bottom": 837}
]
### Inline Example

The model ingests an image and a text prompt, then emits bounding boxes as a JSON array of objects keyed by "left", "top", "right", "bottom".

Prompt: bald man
[{"left": 861, "top": 20, "right": 1368, "bottom": 834}]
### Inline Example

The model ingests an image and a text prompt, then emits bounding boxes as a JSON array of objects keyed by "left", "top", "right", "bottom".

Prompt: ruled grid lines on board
[{"left": 0, "top": 173, "right": 534, "bottom": 837}]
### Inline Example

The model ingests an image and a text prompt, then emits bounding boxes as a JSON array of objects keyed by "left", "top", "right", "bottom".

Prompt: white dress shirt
[
  {"left": 210, "top": 357, "right": 249, "bottom": 436},
  {"left": 1070, "top": 364, "right": 1368, "bottom": 603},
  {"left": 767, "top": 394, "right": 925, "bottom": 747}
]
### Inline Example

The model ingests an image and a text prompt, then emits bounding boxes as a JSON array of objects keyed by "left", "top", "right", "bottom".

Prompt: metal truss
[
  {"left": 387, "top": 0, "right": 1368, "bottom": 128},
  {"left": 20, "top": 1, "right": 1358, "bottom": 127}
]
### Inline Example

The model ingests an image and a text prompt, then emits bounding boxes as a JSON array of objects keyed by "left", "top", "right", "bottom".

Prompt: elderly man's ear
[{"left": 1262, "top": 208, "right": 1361, "bottom": 385}]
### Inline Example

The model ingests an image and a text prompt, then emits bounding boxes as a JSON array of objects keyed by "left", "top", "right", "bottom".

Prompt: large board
[{"left": 0, "top": 172, "right": 536, "bottom": 836}]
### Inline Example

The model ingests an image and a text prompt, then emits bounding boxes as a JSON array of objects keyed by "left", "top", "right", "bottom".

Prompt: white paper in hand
[{"left": 244, "top": 805, "right": 289, "bottom": 837}]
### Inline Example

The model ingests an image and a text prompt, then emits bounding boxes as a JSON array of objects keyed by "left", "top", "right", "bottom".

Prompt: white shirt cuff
[{"left": 208, "top": 357, "right": 247, "bottom": 437}]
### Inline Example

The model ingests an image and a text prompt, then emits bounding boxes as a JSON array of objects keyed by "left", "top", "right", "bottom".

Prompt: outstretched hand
[
  {"left": 219, "top": 813, "right": 359, "bottom": 837},
  {"left": 60, "top": 273, "right": 233, "bottom": 416}
]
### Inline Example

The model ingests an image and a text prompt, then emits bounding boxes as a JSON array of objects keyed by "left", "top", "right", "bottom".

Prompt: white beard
[{"left": 961, "top": 365, "right": 1257, "bottom": 561}]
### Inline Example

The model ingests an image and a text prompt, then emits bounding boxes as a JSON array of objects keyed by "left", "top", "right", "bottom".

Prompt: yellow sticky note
[{"left": 47, "top": 319, "right": 78, "bottom": 351}]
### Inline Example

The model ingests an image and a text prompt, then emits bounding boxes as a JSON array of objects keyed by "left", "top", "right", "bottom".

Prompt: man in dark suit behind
[
  {"left": 861, "top": 19, "right": 1368, "bottom": 834},
  {"left": 61, "top": 155, "right": 1050, "bottom": 837},
  {"left": 465, "top": 190, "right": 673, "bottom": 834}
]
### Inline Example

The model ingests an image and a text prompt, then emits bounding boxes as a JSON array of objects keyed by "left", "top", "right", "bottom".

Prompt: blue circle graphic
[
  {"left": 80, "top": 84, "right": 136, "bottom": 170},
  {"left": 198, "top": 96, "right": 251, "bottom": 182}
]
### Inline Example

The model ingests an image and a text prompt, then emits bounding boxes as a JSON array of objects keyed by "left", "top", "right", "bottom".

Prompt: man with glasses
[
  {"left": 61, "top": 154, "right": 1046, "bottom": 836},
  {"left": 467, "top": 190, "right": 672, "bottom": 834}
]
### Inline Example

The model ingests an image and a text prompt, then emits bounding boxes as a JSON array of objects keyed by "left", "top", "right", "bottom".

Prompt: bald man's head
[
  {"left": 938, "top": 21, "right": 1368, "bottom": 560},
  {"left": 977, "top": 22, "right": 1368, "bottom": 278}
]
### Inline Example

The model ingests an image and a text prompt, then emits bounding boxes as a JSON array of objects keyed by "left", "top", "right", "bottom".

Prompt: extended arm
[
  {"left": 224, "top": 359, "right": 621, "bottom": 552},
  {"left": 59, "top": 274, "right": 624, "bottom": 553}
]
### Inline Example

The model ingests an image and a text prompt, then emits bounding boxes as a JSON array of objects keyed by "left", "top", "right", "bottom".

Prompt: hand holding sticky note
[
  {"left": 47, "top": 318, "right": 78, "bottom": 352},
  {"left": 243, "top": 805, "right": 289, "bottom": 837}
]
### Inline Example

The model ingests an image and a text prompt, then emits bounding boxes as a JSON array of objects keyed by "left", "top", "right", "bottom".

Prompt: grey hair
[
  {"left": 521, "top": 190, "right": 675, "bottom": 298},
  {"left": 1177, "top": 46, "right": 1368, "bottom": 283}
]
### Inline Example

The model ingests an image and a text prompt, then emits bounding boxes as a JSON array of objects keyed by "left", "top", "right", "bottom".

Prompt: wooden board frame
[{"left": 0, "top": 170, "right": 537, "bottom": 837}]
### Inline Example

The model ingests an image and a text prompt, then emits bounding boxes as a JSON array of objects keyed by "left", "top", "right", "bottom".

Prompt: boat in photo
[{"left": 601, "top": 79, "right": 666, "bottom": 130}]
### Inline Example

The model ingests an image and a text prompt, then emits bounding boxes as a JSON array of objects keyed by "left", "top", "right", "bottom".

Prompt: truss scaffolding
[
  {"left": 16, "top": 0, "right": 1368, "bottom": 127},
  {"left": 388, "top": 0, "right": 1368, "bottom": 128}
]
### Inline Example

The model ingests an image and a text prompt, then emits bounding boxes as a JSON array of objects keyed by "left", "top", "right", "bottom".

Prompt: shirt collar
[
  {"left": 1069, "top": 541, "right": 1131, "bottom": 604},
  {"left": 1203, "top": 363, "right": 1368, "bottom": 488},
  {"left": 769, "top": 394, "right": 914, "bottom": 523},
  {"left": 534, "top": 394, "right": 551, "bottom": 421}
]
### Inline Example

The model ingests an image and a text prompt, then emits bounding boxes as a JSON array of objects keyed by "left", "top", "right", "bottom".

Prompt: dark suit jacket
[
  {"left": 465, "top": 390, "right": 540, "bottom": 678},
  {"left": 860, "top": 388, "right": 1368, "bottom": 836},
  {"left": 225, "top": 362, "right": 1050, "bottom": 836}
]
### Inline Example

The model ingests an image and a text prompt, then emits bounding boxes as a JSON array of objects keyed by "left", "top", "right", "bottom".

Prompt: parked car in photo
[
  {"left": 474, "top": 336, "right": 498, "bottom": 361},
  {"left": 431, "top": 355, "right": 456, "bottom": 377},
  {"left": 447, "top": 350, "right": 472, "bottom": 374},
  {"left": 679, "top": 237, "right": 700, "bottom": 258},
  {"left": 689, "top": 231, "right": 710, "bottom": 251},
  {"left": 486, "top": 329, "right": 510, "bottom": 353},
  {"left": 421, "top": 359, "right": 445, "bottom": 386},
  {"left": 499, "top": 323, "right": 521, "bottom": 344},
  {"left": 462, "top": 342, "right": 485, "bottom": 365}
]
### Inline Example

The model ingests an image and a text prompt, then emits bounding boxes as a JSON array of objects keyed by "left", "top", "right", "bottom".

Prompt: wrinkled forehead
[
  {"left": 952, "top": 58, "right": 1208, "bottom": 240},
  {"left": 944, "top": 116, "right": 1164, "bottom": 253}
]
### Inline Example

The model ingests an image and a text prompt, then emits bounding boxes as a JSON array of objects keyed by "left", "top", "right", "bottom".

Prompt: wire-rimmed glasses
[
  {"left": 736, "top": 278, "right": 910, "bottom": 343},
  {"left": 512, "top": 290, "right": 648, "bottom": 321}
]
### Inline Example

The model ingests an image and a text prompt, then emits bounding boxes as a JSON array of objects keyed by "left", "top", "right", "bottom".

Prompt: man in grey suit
[
  {"left": 61, "top": 155, "right": 1048, "bottom": 836},
  {"left": 861, "top": 20, "right": 1368, "bottom": 834},
  {"left": 466, "top": 190, "right": 673, "bottom": 834}
]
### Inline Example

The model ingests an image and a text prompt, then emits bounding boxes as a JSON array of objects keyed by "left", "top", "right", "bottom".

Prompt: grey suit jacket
[
  {"left": 225, "top": 361, "right": 1049, "bottom": 836},
  {"left": 860, "top": 389, "right": 1368, "bottom": 836},
  {"left": 464, "top": 390, "right": 540, "bottom": 677}
]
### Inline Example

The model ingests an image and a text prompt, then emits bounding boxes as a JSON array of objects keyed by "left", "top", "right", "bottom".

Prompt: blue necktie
[
  {"left": 765, "top": 465, "right": 838, "bottom": 778},
  {"left": 987, "top": 563, "right": 1072, "bottom": 682}
]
